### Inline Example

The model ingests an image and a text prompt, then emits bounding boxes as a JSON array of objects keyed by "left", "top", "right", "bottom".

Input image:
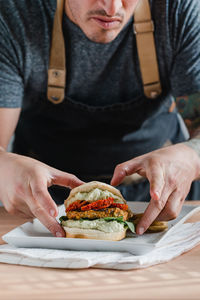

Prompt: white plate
[{"left": 2, "top": 202, "right": 200, "bottom": 255}]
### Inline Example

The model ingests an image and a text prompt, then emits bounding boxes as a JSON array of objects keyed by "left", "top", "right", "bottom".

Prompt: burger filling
[{"left": 60, "top": 195, "right": 135, "bottom": 234}]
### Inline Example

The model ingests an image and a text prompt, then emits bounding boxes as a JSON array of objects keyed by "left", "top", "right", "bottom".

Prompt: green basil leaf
[
  {"left": 59, "top": 216, "right": 68, "bottom": 222},
  {"left": 124, "top": 221, "right": 135, "bottom": 233},
  {"left": 103, "top": 216, "right": 124, "bottom": 222}
]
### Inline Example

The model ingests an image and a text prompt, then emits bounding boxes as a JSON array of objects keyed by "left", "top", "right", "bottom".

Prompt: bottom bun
[{"left": 63, "top": 226, "right": 127, "bottom": 241}]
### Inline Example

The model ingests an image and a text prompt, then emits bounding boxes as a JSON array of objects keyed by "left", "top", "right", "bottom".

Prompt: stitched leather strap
[
  {"left": 47, "top": 0, "right": 66, "bottom": 104},
  {"left": 134, "top": 0, "right": 162, "bottom": 98}
]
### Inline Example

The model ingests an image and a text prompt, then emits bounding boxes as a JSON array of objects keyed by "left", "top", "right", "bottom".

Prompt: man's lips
[{"left": 91, "top": 16, "right": 122, "bottom": 29}]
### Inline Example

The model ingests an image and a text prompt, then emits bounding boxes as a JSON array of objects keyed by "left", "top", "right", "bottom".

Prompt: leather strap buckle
[
  {"left": 134, "top": 20, "right": 154, "bottom": 35},
  {"left": 48, "top": 69, "right": 66, "bottom": 87},
  {"left": 143, "top": 82, "right": 162, "bottom": 99},
  {"left": 48, "top": 68, "right": 66, "bottom": 104}
]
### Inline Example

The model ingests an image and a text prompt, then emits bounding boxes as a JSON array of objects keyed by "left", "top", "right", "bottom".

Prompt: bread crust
[
  {"left": 65, "top": 181, "right": 125, "bottom": 207},
  {"left": 63, "top": 226, "right": 127, "bottom": 241}
]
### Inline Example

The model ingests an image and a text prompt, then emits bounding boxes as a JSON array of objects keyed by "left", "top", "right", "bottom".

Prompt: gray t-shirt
[
  {"left": 0, "top": 0, "right": 200, "bottom": 109},
  {"left": 0, "top": 0, "right": 200, "bottom": 178}
]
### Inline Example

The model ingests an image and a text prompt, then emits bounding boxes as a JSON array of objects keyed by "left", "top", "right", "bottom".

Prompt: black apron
[{"left": 13, "top": 89, "right": 199, "bottom": 204}]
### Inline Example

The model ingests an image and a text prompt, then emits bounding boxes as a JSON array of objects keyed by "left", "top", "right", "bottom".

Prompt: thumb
[{"left": 51, "top": 170, "right": 84, "bottom": 189}]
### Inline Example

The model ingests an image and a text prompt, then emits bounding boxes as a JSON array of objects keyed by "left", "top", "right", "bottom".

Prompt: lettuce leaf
[
  {"left": 59, "top": 216, "right": 68, "bottom": 222},
  {"left": 123, "top": 221, "right": 135, "bottom": 233},
  {"left": 104, "top": 216, "right": 124, "bottom": 222}
]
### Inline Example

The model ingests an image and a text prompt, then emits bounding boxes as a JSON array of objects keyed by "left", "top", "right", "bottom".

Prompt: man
[{"left": 0, "top": 0, "right": 200, "bottom": 237}]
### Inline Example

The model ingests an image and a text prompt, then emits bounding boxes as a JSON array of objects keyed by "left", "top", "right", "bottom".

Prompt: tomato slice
[
  {"left": 110, "top": 203, "right": 128, "bottom": 210},
  {"left": 66, "top": 198, "right": 128, "bottom": 212},
  {"left": 81, "top": 197, "right": 114, "bottom": 211},
  {"left": 66, "top": 200, "right": 88, "bottom": 212}
]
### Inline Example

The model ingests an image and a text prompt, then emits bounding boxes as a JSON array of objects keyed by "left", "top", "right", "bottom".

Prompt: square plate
[{"left": 2, "top": 202, "right": 200, "bottom": 255}]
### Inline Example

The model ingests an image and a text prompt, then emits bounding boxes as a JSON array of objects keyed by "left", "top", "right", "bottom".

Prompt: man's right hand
[{"left": 0, "top": 150, "right": 84, "bottom": 237}]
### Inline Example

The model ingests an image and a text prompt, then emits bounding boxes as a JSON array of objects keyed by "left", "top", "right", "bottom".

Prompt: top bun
[{"left": 64, "top": 181, "right": 126, "bottom": 208}]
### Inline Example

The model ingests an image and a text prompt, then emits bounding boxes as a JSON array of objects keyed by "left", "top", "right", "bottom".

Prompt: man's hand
[
  {"left": 111, "top": 143, "right": 200, "bottom": 235},
  {"left": 0, "top": 151, "right": 84, "bottom": 237}
]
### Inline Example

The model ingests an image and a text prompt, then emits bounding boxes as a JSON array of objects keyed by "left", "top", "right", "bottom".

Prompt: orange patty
[{"left": 66, "top": 207, "right": 129, "bottom": 221}]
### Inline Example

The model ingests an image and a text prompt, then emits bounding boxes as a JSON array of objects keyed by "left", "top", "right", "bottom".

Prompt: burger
[{"left": 59, "top": 181, "right": 135, "bottom": 241}]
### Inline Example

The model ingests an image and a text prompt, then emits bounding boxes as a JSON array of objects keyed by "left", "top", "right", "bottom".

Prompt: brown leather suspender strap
[
  {"left": 47, "top": 0, "right": 66, "bottom": 104},
  {"left": 134, "top": 0, "right": 162, "bottom": 98}
]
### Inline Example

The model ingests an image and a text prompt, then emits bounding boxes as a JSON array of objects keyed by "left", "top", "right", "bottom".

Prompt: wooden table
[{"left": 1, "top": 202, "right": 200, "bottom": 300}]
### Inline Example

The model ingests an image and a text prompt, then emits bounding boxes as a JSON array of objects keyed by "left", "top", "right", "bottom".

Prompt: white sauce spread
[
  {"left": 62, "top": 219, "right": 125, "bottom": 233},
  {"left": 70, "top": 188, "right": 123, "bottom": 203}
]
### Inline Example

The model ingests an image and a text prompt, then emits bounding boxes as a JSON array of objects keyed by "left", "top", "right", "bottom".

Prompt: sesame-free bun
[
  {"left": 63, "top": 226, "right": 127, "bottom": 241},
  {"left": 64, "top": 181, "right": 126, "bottom": 208}
]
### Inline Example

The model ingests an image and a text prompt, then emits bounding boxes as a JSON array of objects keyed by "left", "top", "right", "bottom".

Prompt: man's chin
[{"left": 86, "top": 31, "right": 120, "bottom": 44}]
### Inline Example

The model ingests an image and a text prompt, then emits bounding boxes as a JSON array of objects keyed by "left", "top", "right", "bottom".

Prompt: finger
[
  {"left": 155, "top": 191, "right": 185, "bottom": 221},
  {"left": 27, "top": 196, "right": 65, "bottom": 237},
  {"left": 110, "top": 159, "right": 141, "bottom": 186},
  {"left": 136, "top": 185, "right": 172, "bottom": 235},
  {"left": 50, "top": 170, "right": 84, "bottom": 189},
  {"left": 29, "top": 179, "right": 59, "bottom": 217},
  {"left": 145, "top": 162, "right": 165, "bottom": 201}
]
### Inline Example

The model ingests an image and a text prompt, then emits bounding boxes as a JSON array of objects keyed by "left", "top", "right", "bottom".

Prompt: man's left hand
[{"left": 111, "top": 143, "right": 200, "bottom": 235}]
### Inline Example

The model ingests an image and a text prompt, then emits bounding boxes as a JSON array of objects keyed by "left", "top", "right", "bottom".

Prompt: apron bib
[{"left": 14, "top": 92, "right": 186, "bottom": 179}]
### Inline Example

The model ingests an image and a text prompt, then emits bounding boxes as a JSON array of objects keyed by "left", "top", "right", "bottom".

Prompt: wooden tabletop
[{"left": 1, "top": 202, "right": 200, "bottom": 300}]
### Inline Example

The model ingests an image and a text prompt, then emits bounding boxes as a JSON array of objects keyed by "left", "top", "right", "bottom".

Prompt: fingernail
[
  {"left": 138, "top": 227, "right": 145, "bottom": 235},
  {"left": 56, "top": 232, "right": 63, "bottom": 237},
  {"left": 154, "top": 191, "right": 160, "bottom": 199},
  {"left": 50, "top": 209, "right": 56, "bottom": 217},
  {"left": 110, "top": 179, "right": 116, "bottom": 186}
]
